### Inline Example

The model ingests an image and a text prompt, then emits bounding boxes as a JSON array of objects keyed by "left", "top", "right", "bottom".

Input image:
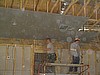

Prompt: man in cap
[{"left": 69, "top": 38, "right": 80, "bottom": 72}]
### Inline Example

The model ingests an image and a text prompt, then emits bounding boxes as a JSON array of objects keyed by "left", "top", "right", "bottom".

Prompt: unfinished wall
[
  {"left": 0, "top": 40, "right": 67, "bottom": 75},
  {"left": 0, "top": 41, "right": 100, "bottom": 75},
  {"left": 59, "top": 49, "right": 70, "bottom": 74},
  {"left": 0, "top": 45, "right": 31, "bottom": 75},
  {"left": 96, "top": 51, "right": 100, "bottom": 75},
  {"left": 54, "top": 49, "right": 100, "bottom": 75}
]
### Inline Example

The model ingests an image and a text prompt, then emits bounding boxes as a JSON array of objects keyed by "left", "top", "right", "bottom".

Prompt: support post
[
  {"left": 22, "top": 45, "right": 25, "bottom": 75},
  {"left": 30, "top": 44, "right": 34, "bottom": 75},
  {"left": 13, "top": 44, "right": 16, "bottom": 75},
  {"left": 4, "top": 45, "right": 9, "bottom": 75},
  {"left": 94, "top": 51, "right": 97, "bottom": 75}
]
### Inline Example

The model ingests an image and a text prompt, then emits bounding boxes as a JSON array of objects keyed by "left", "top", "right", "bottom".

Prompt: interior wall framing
[{"left": 0, "top": 39, "right": 100, "bottom": 75}]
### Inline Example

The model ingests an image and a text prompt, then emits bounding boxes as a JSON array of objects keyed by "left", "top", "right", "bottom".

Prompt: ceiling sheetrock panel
[
  {"left": 66, "top": 31, "right": 99, "bottom": 43},
  {"left": 0, "top": 7, "right": 87, "bottom": 40}
]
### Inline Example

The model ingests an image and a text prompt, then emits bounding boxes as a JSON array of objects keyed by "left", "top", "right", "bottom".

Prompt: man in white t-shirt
[
  {"left": 45, "top": 38, "right": 56, "bottom": 73},
  {"left": 45, "top": 38, "right": 56, "bottom": 63}
]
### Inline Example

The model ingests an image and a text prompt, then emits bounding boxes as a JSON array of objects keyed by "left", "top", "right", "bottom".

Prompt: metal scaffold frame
[{"left": 38, "top": 63, "right": 90, "bottom": 75}]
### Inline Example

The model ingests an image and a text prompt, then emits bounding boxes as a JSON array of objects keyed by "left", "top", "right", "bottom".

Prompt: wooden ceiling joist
[
  {"left": 89, "top": 19, "right": 100, "bottom": 30},
  {"left": 88, "top": 19, "right": 98, "bottom": 22},
  {"left": 23, "top": 0, "right": 28, "bottom": 9},
  {"left": 72, "top": 0, "right": 75, "bottom": 15},
  {"left": 89, "top": 3, "right": 100, "bottom": 18},
  {"left": 37, "top": 0, "right": 44, "bottom": 11},
  {"left": 20, "top": 0, "right": 23, "bottom": 9},
  {"left": 50, "top": 0, "right": 60, "bottom": 13},
  {"left": 4, "top": 0, "right": 7, "bottom": 7},
  {"left": 46, "top": 0, "right": 51, "bottom": 12},
  {"left": 10, "top": 0, "right": 14, "bottom": 8},
  {"left": 34, "top": 0, "right": 39, "bottom": 11},
  {"left": 33, "top": 0, "right": 37, "bottom": 11},
  {"left": 63, "top": 0, "right": 78, "bottom": 15},
  {"left": 77, "top": 0, "right": 91, "bottom": 16}
]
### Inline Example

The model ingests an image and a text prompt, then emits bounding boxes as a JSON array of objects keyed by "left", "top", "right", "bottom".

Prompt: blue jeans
[{"left": 69, "top": 56, "right": 80, "bottom": 72}]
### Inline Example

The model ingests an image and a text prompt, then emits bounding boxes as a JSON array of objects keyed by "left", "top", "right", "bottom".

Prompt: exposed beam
[
  {"left": 37, "top": 0, "right": 44, "bottom": 11},
  {"left": 33, "top": 0, "right": 36, "bottom": 11},
  {"left": 63, "top": 0, "right": 78, "bottom": 15},
  {"left": 89, "top": 3, "right": 100, "bottom": 18},
  {"left": 46, "top": 0, "right": 51, "bottom": 12},
  {"left": 59, "top": 0, "right": 61, "bottom": 13},
  {"left": 20, "top": 0, "right": 23, "bottom": 9},
  {"left": 89, "top": 19, "right": 100, "bottom": 30},
  {"left": 23, "top": 0, "right": 28, "bottom": 9},
  {"left": 11, "top": 0, "right": 14, "bottom": 8},
  {"left": 72, "top": 0, "right": 75, "bottom": 15},
  {"left": 35, "top": 0, "right": 39, "bottom": 11},
  {"left": 88, "top": 19, "right": 98, "bottom": 22},
  {"left": 77, "top": 0, "right": 91, "bottom": 16},
  {"left": 46, "top": 0, "right": 49, "bottom": 12},
  {"left": 84, "top": 0, "right": 87, "bottom": 17},
  {"left": 95, "top": 8, "right": 98, "bottom": 20},
  {"left": 4, "top": 0, "right": 7, "bottom": 7},
  {"left": 50, "top": 0, "right": 59, "bottom": 13},
  {"left": 95, "top": 0, "right": 98, "bottom": 20}
]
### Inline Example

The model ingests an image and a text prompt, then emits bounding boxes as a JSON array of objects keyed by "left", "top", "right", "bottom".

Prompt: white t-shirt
[{"left": 47, "top": 43, "right": 54, "bottom": 53}]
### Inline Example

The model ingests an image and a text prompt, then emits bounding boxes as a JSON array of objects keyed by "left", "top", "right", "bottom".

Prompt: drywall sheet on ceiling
[
  {"left": 66, "top": 31, "right": 99, "bottom": 43},
  {"left": 0, "top": 7, "right": 87, "bottom": 40}
]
